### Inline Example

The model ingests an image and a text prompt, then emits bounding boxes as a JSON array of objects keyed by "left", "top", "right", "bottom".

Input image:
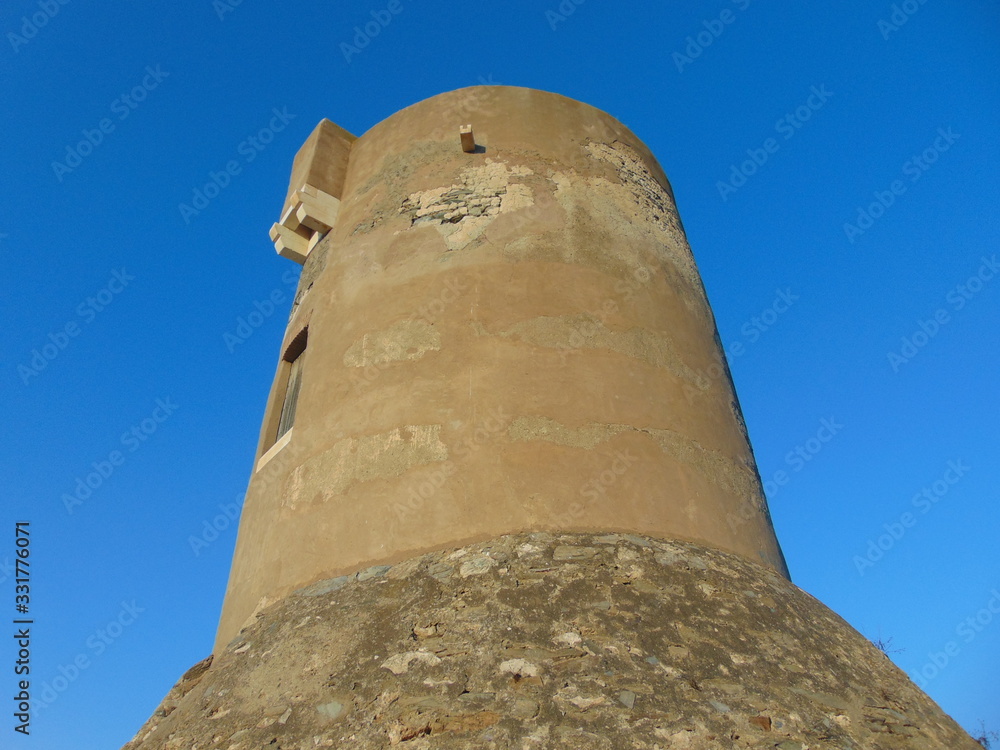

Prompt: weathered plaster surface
[
  {"left": 282, "top": 425, "right": 448, "bottom": 508},
  {"left": 508, "top": 416, "right": 761, "bottom": 507},
  {"left": 217, "top": 86, "right": 787, "bottom": 653},
  {"left": 343, "top": 320, "right": 441, "bottom": 368}
]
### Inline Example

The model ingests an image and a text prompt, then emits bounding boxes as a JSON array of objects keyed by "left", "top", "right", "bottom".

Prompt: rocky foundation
[{"left": 124, "top": 532, "right": 977, "bottom": 749}]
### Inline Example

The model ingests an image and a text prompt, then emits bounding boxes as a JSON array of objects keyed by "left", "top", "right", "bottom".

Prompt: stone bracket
[
  {"left": 460, "top": 124, "right": 476, "bottom": 153},
  {"left": 269, "top": 184, "right": 341, "bottom": 264}
]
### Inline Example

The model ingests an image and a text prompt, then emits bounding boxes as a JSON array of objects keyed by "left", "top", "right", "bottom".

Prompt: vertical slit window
[
  {"left": 274, "top": 326, "right": 308, "bottom": 444},
  {"left": 276, "top": 354, "right": 303, "bottom": 440}
]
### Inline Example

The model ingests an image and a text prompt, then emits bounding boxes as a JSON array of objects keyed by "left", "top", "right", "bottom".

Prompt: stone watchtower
[{"left": 125, "top": 87, "right": 978, "bottom": 749}]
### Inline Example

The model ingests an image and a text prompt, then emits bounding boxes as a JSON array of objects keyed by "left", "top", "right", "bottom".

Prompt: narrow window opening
[
  {"left": 274, "top": 326, "right": 308, "bottom": 444},
  {"left": 276, "top": 354, "right": 303, "bottom": 440}
]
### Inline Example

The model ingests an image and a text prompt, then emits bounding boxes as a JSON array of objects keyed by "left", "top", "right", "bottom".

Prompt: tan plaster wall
[{"left": 216, "top": 87, "right": 787, "bottom": 653}]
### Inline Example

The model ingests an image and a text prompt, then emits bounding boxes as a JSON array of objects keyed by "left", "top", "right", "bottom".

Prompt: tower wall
[
  {"left": 123, "top": 88, "right": 979, "bottom": 750},
  {"left": 216, "top": 87, "right": 786, "bottom": 652}
]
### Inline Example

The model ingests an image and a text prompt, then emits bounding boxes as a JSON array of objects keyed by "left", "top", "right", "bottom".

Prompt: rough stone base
[{"left": 124, "top": 533, "right": 977, "bottom": 749}]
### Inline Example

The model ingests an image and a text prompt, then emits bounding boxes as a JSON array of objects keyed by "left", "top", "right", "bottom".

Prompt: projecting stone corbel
[{"left": 269, "top": 119, "right": 356, "bottom": 264}]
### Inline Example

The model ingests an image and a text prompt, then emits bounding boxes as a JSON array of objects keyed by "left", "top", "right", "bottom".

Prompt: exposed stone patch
[
  {"left": 458, "top": 555, "right": 496, "bottom": 577},
  {"left": 381, "top": 651, "right": 442, "bottom": 675},
  {"left": 124, "top": 532, "right": 980, "bottom": 750},
  {"left": 552, "top": 545, "right": 599, "bottom": 561},
  {"left": 584, "top": 140, "right": 701, "bottom": 293},
  {"left": 343, "top": 319, "right": 441, "bottom": 368},
  {"left": 398, "top": 160, "right": 534, "bottom": 250}
]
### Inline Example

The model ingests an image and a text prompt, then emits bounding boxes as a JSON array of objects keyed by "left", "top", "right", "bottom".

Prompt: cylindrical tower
[
  {"left": 218, "top": 86, "right": 786, "bottom": 651},
  {"left": 123, "top": 87, "right": 980, "bottom": 750}
]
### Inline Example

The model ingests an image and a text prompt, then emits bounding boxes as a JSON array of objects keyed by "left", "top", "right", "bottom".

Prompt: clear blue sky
[{"left": 1, "top": 1, "right": 997, "bottom": 747}]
